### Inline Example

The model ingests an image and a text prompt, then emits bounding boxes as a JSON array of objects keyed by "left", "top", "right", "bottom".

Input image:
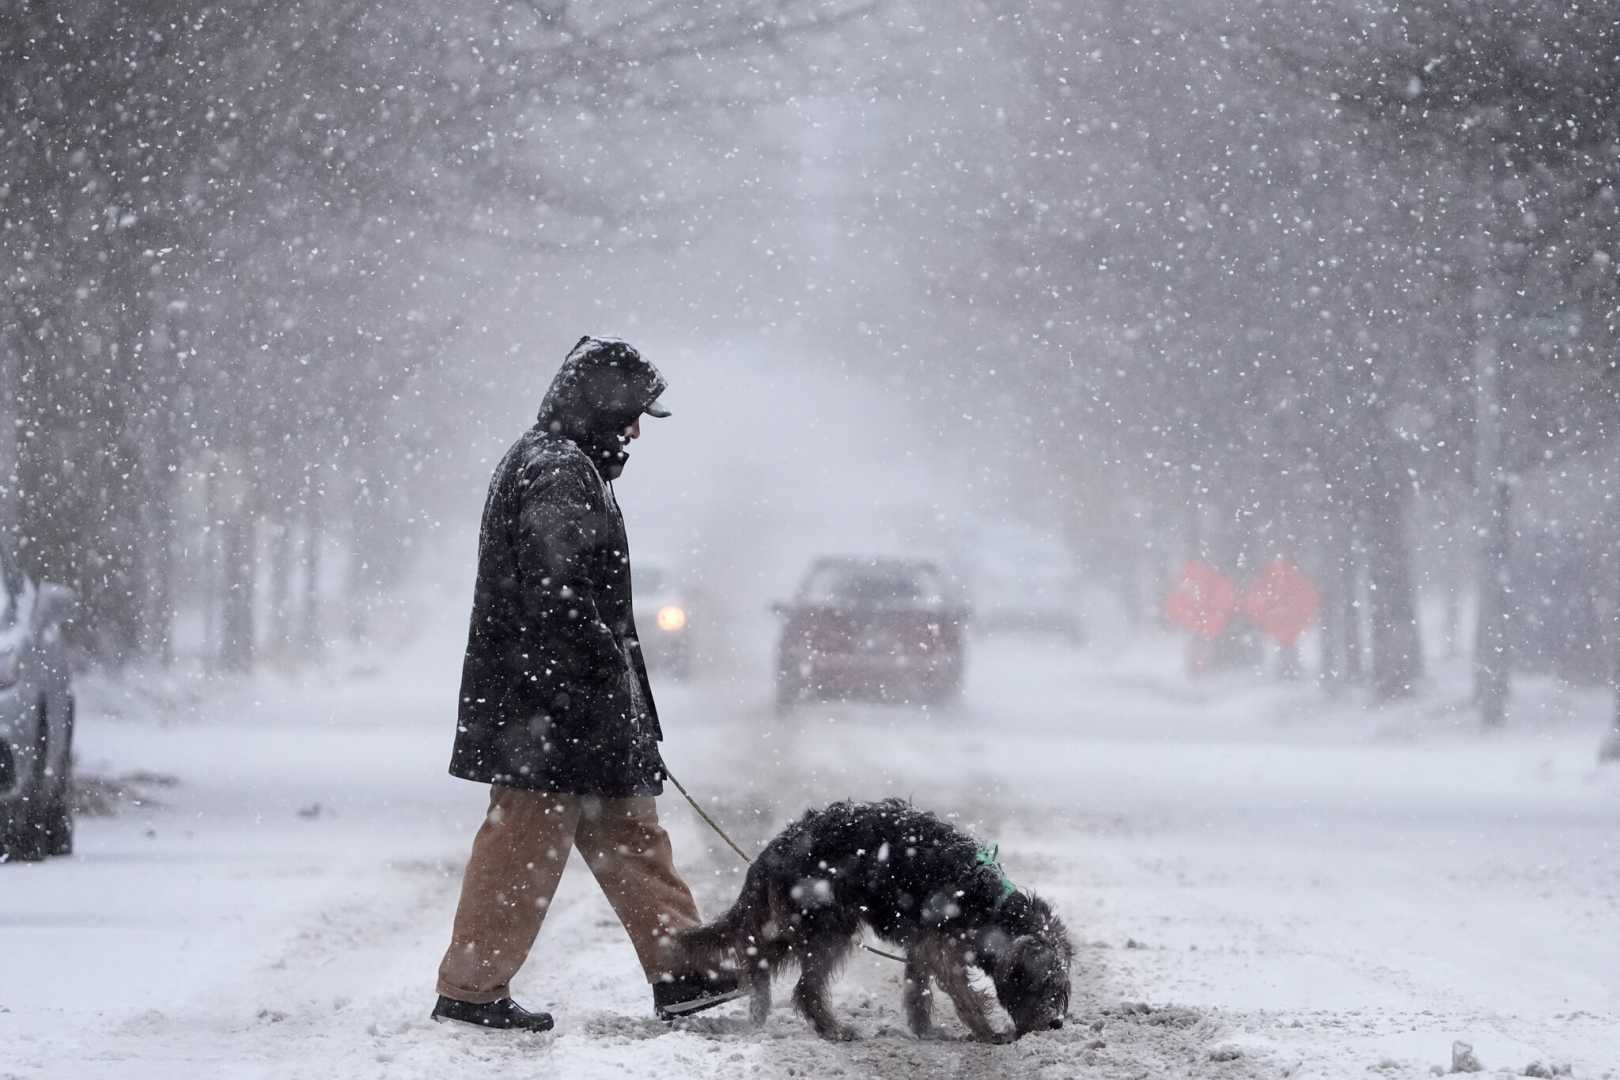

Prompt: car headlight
[
  {"left": 656, "top": 605, "right": 687, "bottom": 633},
  {"left": 0, "top": 650, "right": 18, "bottom": 689}
]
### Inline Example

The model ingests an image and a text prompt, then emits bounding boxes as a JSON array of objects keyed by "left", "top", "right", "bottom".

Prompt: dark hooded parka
[{"left": 450, "top": 336, "right": 671, "bottom": 797}]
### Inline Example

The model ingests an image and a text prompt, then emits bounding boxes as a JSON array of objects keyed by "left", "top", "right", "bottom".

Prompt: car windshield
[{"left": 800, "top": 562, "right": 946, "bottom": 606}]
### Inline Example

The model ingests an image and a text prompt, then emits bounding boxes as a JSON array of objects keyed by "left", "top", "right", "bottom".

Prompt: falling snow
[{"left": 2, "top": 2, "right": 1619, "bottom": 1078}]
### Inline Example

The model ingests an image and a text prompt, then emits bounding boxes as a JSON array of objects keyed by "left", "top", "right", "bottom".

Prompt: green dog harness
[{"left": 976, "top": 842, "right": 1017, "bottom": 899}]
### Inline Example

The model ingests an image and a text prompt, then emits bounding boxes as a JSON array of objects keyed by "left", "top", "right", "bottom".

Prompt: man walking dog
[{"left": 433, "top": 336, "right": 741, "bottom": 1032}]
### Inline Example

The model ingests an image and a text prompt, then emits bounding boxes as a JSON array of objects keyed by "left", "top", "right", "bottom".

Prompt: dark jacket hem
[{"left": 447, "top": 764, "right": 665, "bottom": 799}]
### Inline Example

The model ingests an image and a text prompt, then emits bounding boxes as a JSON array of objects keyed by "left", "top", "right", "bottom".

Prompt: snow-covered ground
[{"left": 3, "top": 592, "right": 1618, "bottom": 1080}]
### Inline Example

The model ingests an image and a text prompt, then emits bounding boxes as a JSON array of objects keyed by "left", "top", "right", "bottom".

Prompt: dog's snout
[{"left": 1050, "top": 1018, "right": 1064, "bottom": 1030}]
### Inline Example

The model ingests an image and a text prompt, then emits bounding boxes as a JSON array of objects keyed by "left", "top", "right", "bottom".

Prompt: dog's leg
[
  {"left": 747, "top": 941, "right": 783, "bottom": 1026},
  {"left": 929, "top": 946, "right": 1009, "bottom": 1043},
  {"left": 750, "top": 978, "right": 773, "bottom": 1026},
  {"left": 902, "top": 947, "right": 935, "bottom": 1038},
  {"left": 739, "top": 884, "right": 794, "bottom": 1027},
  {"left": 791, "top": 933, "right": 856, "bottom": 1041}
]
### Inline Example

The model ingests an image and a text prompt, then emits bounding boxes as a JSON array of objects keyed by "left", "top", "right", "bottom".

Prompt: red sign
[
  {"left": 1164, "top": 560, "right": 1237, "bottom": 640},
  {"left": 1241, "top": 559, "right": 1320, "bottom": 647}
]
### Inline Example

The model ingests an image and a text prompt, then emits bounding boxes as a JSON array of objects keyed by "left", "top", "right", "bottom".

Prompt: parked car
[
  {"left": 962, "top": 523, "right": 1085, "bottom": 641},
  {"left": 633, "top": 560, "right": 699, "bottom": 680},
  {"left": 772, "top": 556, "right": 968, "bottom": 709},
  {"left": 0, "top": 548, "right": 76, "bottom": 862}
]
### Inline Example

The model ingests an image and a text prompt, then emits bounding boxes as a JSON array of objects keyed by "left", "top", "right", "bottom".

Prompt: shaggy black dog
[{"left": 674, "top": 799, "right": 1072, "bottom": 1042}]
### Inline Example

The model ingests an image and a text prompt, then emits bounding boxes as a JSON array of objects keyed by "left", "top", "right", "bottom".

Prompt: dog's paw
[
  {"left": 985, "top": 1029, "right": 1017, "bottom": 1045},
  {"left": 818, "top": 1023, "right": 859, "bottom": 1042}
]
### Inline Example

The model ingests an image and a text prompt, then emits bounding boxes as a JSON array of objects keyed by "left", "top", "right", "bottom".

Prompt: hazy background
[
  {"left": 4, "top": 0, "right": 1618, "bottom": 722},
  {"left": 6, "top": 7, "right": 1620, "bottom": 1074}
]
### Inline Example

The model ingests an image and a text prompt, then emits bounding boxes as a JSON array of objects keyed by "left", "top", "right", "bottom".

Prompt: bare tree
[
  {"left": 1256, "top": 0, "right": 1620, "bottom": 723},
  {"left": 2, "top": 0, "right": 885, "bottom": 669}
]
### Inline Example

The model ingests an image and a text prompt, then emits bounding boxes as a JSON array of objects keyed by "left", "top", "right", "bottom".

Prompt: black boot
[
  {"left": 431, "top": 995, "right": 554, "bottom": 1032},
  {"left": 653, "top": 972, "right": 745, "bottom": 1021}
]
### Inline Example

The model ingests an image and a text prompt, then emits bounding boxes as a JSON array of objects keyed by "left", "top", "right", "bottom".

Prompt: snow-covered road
[{"left": 3, "top": 612, "right": 1617, "bottom": 1079}]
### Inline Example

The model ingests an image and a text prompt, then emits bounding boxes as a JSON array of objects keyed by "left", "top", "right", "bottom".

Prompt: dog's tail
[{"left": 674, "top": 865, "right": 770, "bottom": 968}]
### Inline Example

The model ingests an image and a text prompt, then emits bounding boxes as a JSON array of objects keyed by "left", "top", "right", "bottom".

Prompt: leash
[
  {"left": 665, "top": 767, "right": 907, "bottom": 965},
  {"left": 666, "top": 767, "right": 757, "bottom": 865}
]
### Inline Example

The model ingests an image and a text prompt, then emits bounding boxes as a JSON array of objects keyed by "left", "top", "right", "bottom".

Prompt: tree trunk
[
  {"left": 1319, "top": 559, "right": 1343, "bottom": 691},
  {"left": 1206, "top": 481, "right": 1262, "bottom": 671},
  {"left": 1610, "top": 511, "right": 1620, "bottom": 758},
  {"left": 1183, "top": 489, "right": 1203, "bottom": 562},
  {"left": 139, "top": 466, "right": 176, "bottom": 666},
  {"left": 270, "top": 518, "right": 294, "bottom": 660},
  {"left": 219, "top": 508, "right": 256, "bottom": 672},
  {"left": 1475, "top": 477, "right": 1513, "bottom": 727},
  {"left": 1318, "top": 500, "right": 1352, "bottom": 693},
  {"left": 345, "top": 488, "right": 369, "bottom": 643},
  {"left": 345, "top": 472, "right": 383, "bottom": 643},
  {"left": 133, "top": 357, "right": 176, "bottom": 665},
  {"left": 1605, "top": 625, "right": 1620, "bottom": 760},
  {"left": 1443, "top": 570, "right": 1462, "bottom": 659},
  {"left": 300, "top": 469, "right": 324, "bottom": 660},
  {"left": 1472, "top": 324, "right": 1511, "bottom": 728},
  {"left": 1364, "top": 488, "right": 1424, "bottom": 701},
  {"left": 87, "top": 258, "right": 156, "bottom": 665},
  {"left": 1277, "top": 639, "right": 1302, "bottom": 680},
  {"left": 218, "top": 460, "right": 256, "bottom": 673},
  {"left": 97, "top": 458, "right": 145, "bottom": 663},
  {"left": 202, "top": 467, "right": 219, "bottom": 663},
  {"left": 0, "top": 333, "right": 17, "bottom": 545},
  {"left": 1342, "top": 524, "right": 1363, "bottom": 685}
]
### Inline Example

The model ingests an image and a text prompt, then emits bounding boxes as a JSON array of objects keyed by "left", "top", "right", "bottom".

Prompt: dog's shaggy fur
[{"left": 674, "top": 799, "right": 1072, "bottom": 1042}]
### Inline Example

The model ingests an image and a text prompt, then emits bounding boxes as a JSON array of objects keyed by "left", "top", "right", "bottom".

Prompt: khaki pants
[{"left": 435, "top": 786, "right": 702, "bottom": 1004}]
